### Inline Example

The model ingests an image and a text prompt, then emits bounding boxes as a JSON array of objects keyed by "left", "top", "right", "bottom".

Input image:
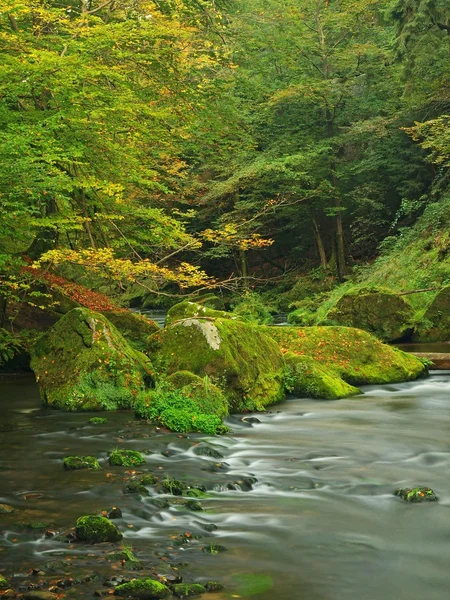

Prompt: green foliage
[
  {"left": 231, "top": 292, "right": 274, "bottom": 325},
  {"left": 109, "top": 449, "right": 146, "bottom": 467},
  {"left": 0, "top": 328, "right": 24, "bottom": 366}
]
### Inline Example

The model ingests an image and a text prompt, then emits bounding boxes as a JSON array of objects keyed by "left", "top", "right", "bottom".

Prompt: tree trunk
[{"left": 312, "top": 218, "right": 327, "bottom": 268}]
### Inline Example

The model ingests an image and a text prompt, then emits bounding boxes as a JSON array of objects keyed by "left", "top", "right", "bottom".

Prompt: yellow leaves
[{"left": 202, "top": 224, "right": 273, "bottom": 251}]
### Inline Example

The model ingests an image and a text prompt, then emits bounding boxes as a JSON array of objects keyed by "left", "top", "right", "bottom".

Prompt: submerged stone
[
  {"left": 105, "top": 507, "right": 123, "bottom": 519},
  {"left": 30, "top": 307, "right": 153, "bottom": 411},
  {"left": 205, "top": 582, "right": 224, "bottom": 592},
  {"left": 202, "top": 544, "right": 227, "bottom": 554},
  {"left": 75, "top": 515, "right": 123, "bottom": 544},
  {"left": 171, "top": 583, "right": 206, "bottom": 597},
  {"left": 63, "top": 455, "right": 101, "bottom": 470},
  {"left": 89, "top": 417, "right": 108, "bottom": 424},
  {"left": 22, "top": 593, "right": 58, "bottom": 600},
  {"left": 114, "top": 578, "right": 170, "bottom": 599},
  {"left": 0, "top": 503, "right": 15, "bottom": 514},
  {"left": 395, "top": 487, "right": 438, "bottom": 503},
  {"left": 0, "top": 575, "right": 8, "bottom": 588},
  {"left": 322, "top": 286, "right": 415, "bottom": 342},
  {"left": 109, "top": 449, "right": 146, "bottom": 467}
]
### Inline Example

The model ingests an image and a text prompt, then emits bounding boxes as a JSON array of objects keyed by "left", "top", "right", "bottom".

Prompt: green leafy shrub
[
  {"left": 0, "top": 328, "right": 25, "bottom": 366},
  {"left": 231, "top": 292, "right": 274, "bottom": 325}
]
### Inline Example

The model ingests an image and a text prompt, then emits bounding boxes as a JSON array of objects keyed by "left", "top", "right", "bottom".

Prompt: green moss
[
  {"left": 153, "top": 317, "right": 285, "bottom": 412},
  {"left": 0, "top": 575, "right": 8, "bottom": 588},
  {"left": 63, "top": 455, "right": 101, "bottom": 470},
  {"left": 322, "top": 286, "right": 415, "bottom": 342},
  {"left": 231, "top": 292, "right": 274, "bottom": 325},
  {"left": 75, "top": 515, "right": 122, "bottom": 544},
  {"left": 172, "top": 583, "right": 206, "bottom": 597},
  {"left": 283, "top": 352, "right": 360, "bottom": 399},
  {"left": 114, "top": 578, "right": 170, "bottom": 599},
  {"left": 0, "top": 503, "right": 15, "bottom": 514},
  {"left": 194, "top": 294, "right": 226, "bottom": 310},
  {"left": 267, "top": 326, "right": 426, "bottom": 390},
  {"left": 202, "top": 544, "right": 227, "bottom": 554},
  {"left": 167, "top": 370, "right": 202, "bottom": 388},
  {"left": 413, "top": 285, "right": 450, "bottom": 342},
  {"left": 134, "top": 380, "right": 227, "bottom": 434},
  {"left": 158, "top": 476, "right": 188, "bottom": 496},
  {"left": 30, "top": 307, "right": 153, "bottom": 411},
  {"left": 109, "top": 449, "right": 146, "bottom": 467},
  {"left": 231, "top": 574, "right": 273, "bottom": 597},
  {"left": 205, "top": 582, "right": 224, "bottom": 592},
  {"left": 89, "top": 417, "right": 107, "bottom": 424},
  {"left": 165, "top": 301, "right": 236, "bottom": 325},
  {"left": 105, "top": 310, "right": 160, "bottom": 352},
  {"left": 395, "top": 487, "right": 438, "bottom": 503}
]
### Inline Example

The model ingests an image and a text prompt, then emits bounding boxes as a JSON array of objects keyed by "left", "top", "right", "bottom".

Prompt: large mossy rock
[
  {"left": 323, "top": 287, "right": 415, "bottom": 342},
  {"left": 114, "top": 578, "right": 170, "bottom": 599},
  {"left": 413, "top": 286, "right": 450, "bottom": 342},
  {"left": 30, "top": 308, "right": 153, "bottom": 411},
  {"left": 268, "top": 326, "right": 426, "bottom": 389},
  {"left": 283, "top": 351, "right": 361, "bottom": 399},
  {"left": 76, "top": 515, "right": 122, "bottom": 544},
  {"left": 152, "top": 310, "right": 285, "bottom": 412},
  {"left": 105, "top": 309, "right": 159, "bottom": 352}
]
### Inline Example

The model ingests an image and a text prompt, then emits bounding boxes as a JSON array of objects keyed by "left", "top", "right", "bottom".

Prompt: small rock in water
[
  {"left": 63, "top": 456, "right": 101, "bottom": 471},
  {"left": 193, "top": 445, "right": 224, "bottom": 459},
  {"left": 75, "top": 515, "right": 123, "bottom": 543},
  {"left": 205, "top": 581, "right": 224, "bottom": 592},
  {"left": 395, "top": 486, "right": 438, "bottom": 503},
  {"left": 172, "top": 583, "right": 206, "bottom": 597},
  {"left": 22, "top": 593, "right": 58, "bottom": 600},
  {"left": 241, "top": 416, "right": 261, "bottom": 425},
  {"left": 197, "top": 522, "right": 218, "bottom": 532},
  {"left": 0, "top": 503, "right": 15, "bottom": 514},
  {"left": 202, "top": 544, "right": 227, "bottom": 554},
  {"left": 89, "top": 417, "right": 108, "bottom": 424},
  {"left": 184, "top": 500, "right": 203, "bottom": 512},
  {"left": 105, "top": 506, "right": 122, "bottom": 519},
  {"left": 157, "top": 574, "right": 183, "bottom": 585}
]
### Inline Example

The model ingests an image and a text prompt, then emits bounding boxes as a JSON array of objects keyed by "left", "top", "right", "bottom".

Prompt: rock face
[
  {"left": 413, "top": 286, "right": 450, "bottom": 342},
  {"left": 153, "top": 302, "right": 285, "bottom": 412},
  {"left": 268, "top": 326, "right": 426, "bottom": 397},
  {"left": 323, "top": 287, "right": 415, "bottom": 342},
  {"left": 75, "top": 515, "right": 122, "bottom": 543},
  {"left": 30, "top": 308, "right": 153, "bottom": 411}
]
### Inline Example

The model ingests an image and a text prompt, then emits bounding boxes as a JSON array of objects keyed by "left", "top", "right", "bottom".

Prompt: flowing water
[{"left": 2, "top": 373, "right": 450, "bottom": 599}]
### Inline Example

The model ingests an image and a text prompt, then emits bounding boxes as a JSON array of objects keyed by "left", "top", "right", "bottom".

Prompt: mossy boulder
[
  {"left": 165, "top": 301, "right": 237, "bottom": 326},
  {"left": 75, "top": 515, "right": 122, "bottom": 543},
  {"left": 413, "top": 286, "right": 450, "bottom": 342},
  {"left": 323, "top": 286, "right": 415, "bottom": 342},
  {"left": 268, "top": 326, "right": 426, "bottom": 391},
  {"left": 63, "top": 456, "right": 100, "bottom": 470},
  {"left": 172, "top": 584, "right": 206, "bottom": 597},
  {"left": 104, "top": 310, "right": 159, "bottom": 352},
  {"left": 283, "top": 352, "right": 360, "bottom": 399},
  {"left": 30, "top": 307, "right": 153, "bottom": 411},
  {"left": 114, "top": 578, "right": 170, "bottom": 599},
  {"left": 231, "top": 292, "right": 274, "bottom": 325},
  {"left": 109, "top": 449, "right": 146, "bottom": 467},
  {"left": 193, "top": 294, "right": 226, "bottom": 310},
  {"left": 395, "top": 486, "right": 438, "bottom": 503},
  {"left": 153, "top": 316, "right": 285, "bottom": 411}
]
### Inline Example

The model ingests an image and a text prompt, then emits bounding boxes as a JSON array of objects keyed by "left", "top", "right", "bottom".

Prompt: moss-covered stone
[
  {"left": 205, "top": 582, "right": 224, "bottom": 592},
  {"left": 268, "top": 326, "right": 426, "bottom": 391},
  {"left": 153, "top": 315, "right": 285, "bottom": 412},
  {"left": 167, "top": 370, "right": 203, "bottom": 389},
  {"left": 193, "top": 294, "right": 226, "bottom": 311},
  {"left": 231, "top": 292, "right": 274, "bottom": 325},
  {"left": 0, "top": 575, "right": 8, "bottom": 588},
  {"left": 165, "top": 301, "right": 237, "bottom": 326},
  {"left": 395, "top": 486, "right": 438, "bottom": 503},
  {"left": 109, "top": 449, "right": 146, "bottom": 467},
  {"left": 172, "top": 584, "right": 206, "bottom": 597},
  {"left": 283, "top": 351, "right": 361, "bottom": 399},
  {"left": 166, "top": 372, "right": 228, "bottom": 419},
  {"left": 63, "top": 455, "right": 101, "bottom": 470},
  {"left": 323, "top": 286, "right": 415, "bottom": 342},
  {"left": 75, "top": 515, "right": 123, "bottom": 543},
  {"left": 0, "top": 503, "right": 15, "bottom": 514},
  {"left": 105, "top": 310, "right": 160, "bottom": 352},
  {"left": 114, "top": 578, "right": 170, "bottom": 599},
  {"left": 413, "top": 285, "right": 450, "bottom": 342},
  {"left": 30, "top": 307, "right": 153, "bottom": 411},
  {"left": 89, "top": 417, "right": 108, "bottom": 424}
]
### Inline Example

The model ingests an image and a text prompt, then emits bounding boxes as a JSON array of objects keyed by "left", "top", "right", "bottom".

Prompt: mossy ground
[
  {"left": 267, "top": 326, "right": 426, "bottom": 389},
  {"left": 30, "top": 307, "right": 153, "bottom": 411},
  {"left": 413, "top": 285, "right": 450, "bottom": 342},
  {"left": 322, "top": 286, "right": 415, "bottom": 342},
  {"left": 75, "top": 515, "right": 122, "bottom": 544},
  {"left": 153, "top": 308, "right": 285, "bottom": 412}
]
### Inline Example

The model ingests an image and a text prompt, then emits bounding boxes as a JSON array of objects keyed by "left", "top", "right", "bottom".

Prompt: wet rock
[
  {"left": 22, "top": 593, "right": 58, "bottom": 600},
  {"left": 157, "top": 574, "right": 182, "bottom": 585},
  {"left": 114, "top": 578, "right": 170, "bottom": 599},
  {"left": 150, "top": 497, "right": 170, "bottom": 509},
  {"left": 186, "top": 488, "right": 209, "bottom": 499},
  {"left": 205, "top": 582, "right": 224, "bottom": 592},
  {"left": 184, "top": 500, "right": 203, "bottom": 512},
  {"left": 104, "top": 576, "right": 131, "bottom": 588},
  {"left": 201, "top": 462, "right": 229, "bottom": 473},
  {"left": 395, "top": 487, "right": 438, "bottom": 503},
  {"left": 75, "top": 515, "right": 123, "bottom": 544},
  {"left": 197, "top": 522, "right": 217, "bottom": 532},
  {"left": 202, "top": 544, "right": 227, "bottom": 554},
  {"left": 158, "top": 477, "right": 187, "bottom": 496},
  {"left": 63, "top": 455, "right": 101, "bottom": 470},
  {"left": 55, "top": 578, "right": 73, "bottom": 588},
  {"left": 89, "top": 417, "right": 108, "bottom": 424},
  {"left": 0, "top": 503, "right": 15, "bottom": 514},
  {"left": 44, "top": 560, "right": 71, "bottom": 573},
  {"left": 193, "top": 445, "right": 224, "bottom": 460},
  {"left": 109, "top": 449, "right": 146, "bottom": 467},
  {"left": 241, "top": 416, "right": 261, "bottom": 425},
  {"left": 171, "top": 583, "right": 206, "bottom": 597},
  {"left": 22, "top": 521, "right": 52, "bottom": 530},
  {"left": 105, "top": 507, "right": 122, "bottom": 519},
  {"left": 123, "top": 482, "right": 149, "bottom": 496}
]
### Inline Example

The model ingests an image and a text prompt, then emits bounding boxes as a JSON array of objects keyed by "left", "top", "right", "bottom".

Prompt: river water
[{"left": 1, "top": 373, "right": 450, "bottom": 599}]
